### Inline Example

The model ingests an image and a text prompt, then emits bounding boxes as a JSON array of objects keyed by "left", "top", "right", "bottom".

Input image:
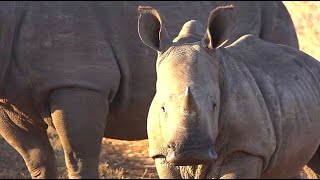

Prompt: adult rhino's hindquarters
[{"left": 138, "top": 5, "right": 320, "bottom": 179}]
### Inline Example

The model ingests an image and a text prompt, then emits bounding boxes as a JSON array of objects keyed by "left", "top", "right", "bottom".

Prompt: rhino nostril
[{"left": 167, "top": 142, "right": 176, "bottom": 149}]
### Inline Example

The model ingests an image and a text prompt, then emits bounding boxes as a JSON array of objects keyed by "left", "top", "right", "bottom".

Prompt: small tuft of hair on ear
[
  {"left": 137, "top": 5, "right": 162, "bottom": 24},
  {"left": 138, "top": 5, "right": 159, "bottom": 16}
]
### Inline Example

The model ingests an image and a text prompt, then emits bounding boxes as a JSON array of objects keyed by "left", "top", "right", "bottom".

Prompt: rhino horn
[{"left": 181, "top": 86, "right": 198, "bottom": 114}]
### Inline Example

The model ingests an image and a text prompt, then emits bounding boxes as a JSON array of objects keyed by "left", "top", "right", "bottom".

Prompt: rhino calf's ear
[
  {"left": 202, "top": 5, "right": 235, "bottom": 49},
  {"left": 137, "top": 6, "right": 172, "bottom": 52}
]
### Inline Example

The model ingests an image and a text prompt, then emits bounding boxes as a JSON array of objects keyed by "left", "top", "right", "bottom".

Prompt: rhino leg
[
  {"left": 219, "top": 152, "right": 263, "bottom": 179},
  {"left": 0, "top": 109, "right": 57, "bottom": 179},
  {"left": 50, "top": 88, "right": 108, "bottom": 178},
  {"left": 154, "top": 158, "right": 182, "bottom": 179}
]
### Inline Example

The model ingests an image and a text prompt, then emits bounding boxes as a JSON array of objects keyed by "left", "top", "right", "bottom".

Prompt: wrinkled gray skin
[
  {"left": 0, "top": 1, "right": 299, "bottom": 179},
  {"left": 138, "top": 6, "right": 320, "bottom": 179}
]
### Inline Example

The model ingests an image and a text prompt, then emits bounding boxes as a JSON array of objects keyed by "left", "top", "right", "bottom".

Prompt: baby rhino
[{"left": 138, "top": 5, "right": 320, "bottom": 179}]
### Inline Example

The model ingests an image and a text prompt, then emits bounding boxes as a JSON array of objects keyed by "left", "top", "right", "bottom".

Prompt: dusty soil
[
  {"left": 0, "top": 1, "right": 319, "bottom": 179},
  {"left": 0, "top": 128, "right": 158, "bottom": 179},
  {"left": 100, "top": 139, "right": 158, "bottom": 179}
]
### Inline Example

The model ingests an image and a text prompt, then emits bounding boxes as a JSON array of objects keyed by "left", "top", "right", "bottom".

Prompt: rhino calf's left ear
[
  {"left": 137, "top": 5, "right": 172, "bottom": 53},
  {"left": 202, "top": 5, "right": 235, "bottom": 49}
]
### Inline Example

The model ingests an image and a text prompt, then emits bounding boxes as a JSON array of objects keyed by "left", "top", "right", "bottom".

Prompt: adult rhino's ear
[
  {"left": 138, "top": 6, "right": 172, "bottom": 52},
  {"left": 202, "top": 5, "right": 235, "bottom": 49}
]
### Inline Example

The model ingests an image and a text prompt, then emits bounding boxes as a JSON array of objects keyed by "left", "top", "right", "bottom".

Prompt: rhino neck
[{"left": 205, "top": 48, "right": 228, "bottom": 134}]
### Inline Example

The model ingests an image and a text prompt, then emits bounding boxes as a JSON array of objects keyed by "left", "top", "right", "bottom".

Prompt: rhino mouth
[
  {"left": 151, "top": 154, "right": 167, "bottom": 159},
  {"left": 151, "top": 145, "right": 217, "bottom": 166},
  {"left": 166, "top": 146, "right": 217, "bottom": 166}
]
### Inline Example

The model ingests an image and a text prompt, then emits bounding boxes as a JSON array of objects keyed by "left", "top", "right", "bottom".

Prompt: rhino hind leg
[
  {"left": 307, "top": 146, "right": 320, "bottom": 177},
  {"left": 49, "top": 88, "right": 108, "bottom": 178},
  {"left": 0, "top": 109, "right": 57, "bottom": 178}
]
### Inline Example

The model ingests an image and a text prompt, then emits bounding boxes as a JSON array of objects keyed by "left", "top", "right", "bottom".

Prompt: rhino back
[
  {"left": 220, "top": 35, "right": 320, "bottom": 177},
  {"left": 259, "top": 1, "right": 299, "bottom": 49}
]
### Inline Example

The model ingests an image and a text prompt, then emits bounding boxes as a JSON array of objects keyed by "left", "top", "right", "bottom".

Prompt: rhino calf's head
[{"left": 138, "top": 5, "right": 235, "bottom": 166}]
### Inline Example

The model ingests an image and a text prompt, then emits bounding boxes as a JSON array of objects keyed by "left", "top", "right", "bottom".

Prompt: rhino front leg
[
  {"left": 50, "top": 88, "right": 108, "bottom": 178},
  {"left": 154, "top": 158, "right": 182, "bottom": 179},
  {"left": 0, "top": 109, "right": 57, "bottom": 179},
  {"left": 219, "top": 152, "right": 263, "bottom": 179}
]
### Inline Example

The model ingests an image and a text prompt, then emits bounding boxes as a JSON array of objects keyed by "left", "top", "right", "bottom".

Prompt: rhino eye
[{"left": 161, "top": 106, "right": 166, "bottom": 112}]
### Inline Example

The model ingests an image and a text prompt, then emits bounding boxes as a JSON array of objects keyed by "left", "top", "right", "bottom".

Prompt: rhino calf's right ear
[{"left": 137, "top": 6, "right": 172, "bottom": 53}]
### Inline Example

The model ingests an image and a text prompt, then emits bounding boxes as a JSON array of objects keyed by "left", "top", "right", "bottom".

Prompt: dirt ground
[{"left": 0, "top": 1, "right": 319, "bottom": 179}]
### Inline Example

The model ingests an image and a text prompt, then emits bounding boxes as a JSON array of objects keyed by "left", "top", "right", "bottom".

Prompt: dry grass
[
  {"left": 301, "top": 166, "right": 319, "bottom": 179},
  {"left": 0, "top": 1, "right": 319, "bottom": 179}
]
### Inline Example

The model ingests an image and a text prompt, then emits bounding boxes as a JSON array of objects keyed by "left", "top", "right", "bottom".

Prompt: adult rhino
[
  {"left": 0, "top": 1, "right": 298, "bottom": 179},
  {"left": 138, "top": 5, "right": 320, "bottom": 179}
]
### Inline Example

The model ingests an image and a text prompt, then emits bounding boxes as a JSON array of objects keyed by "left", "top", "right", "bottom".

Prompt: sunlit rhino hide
[{"left": 138, "top": 5, "right": 320, "bottom": 179}]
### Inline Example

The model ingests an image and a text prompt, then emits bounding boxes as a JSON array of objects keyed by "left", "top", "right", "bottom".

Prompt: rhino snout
[{"left": 166, "top": 146, "right": 217, "bottom": 166}]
